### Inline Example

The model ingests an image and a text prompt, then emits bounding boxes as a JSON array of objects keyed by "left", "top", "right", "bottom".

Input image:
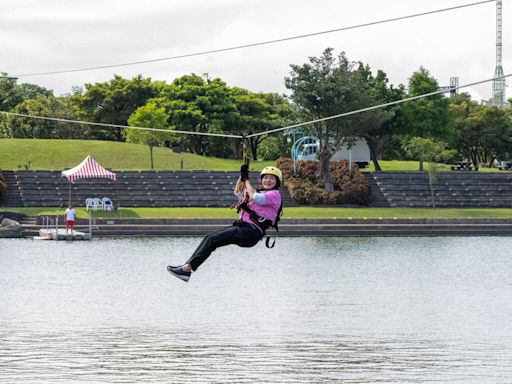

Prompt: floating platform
[{"left": 37, "top": 228, "right": 91, "bottom": 241}]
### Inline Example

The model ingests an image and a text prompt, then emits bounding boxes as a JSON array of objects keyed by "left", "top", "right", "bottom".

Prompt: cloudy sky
[{"left": 1, "top": 0, "right": 509, "bottom": 102}]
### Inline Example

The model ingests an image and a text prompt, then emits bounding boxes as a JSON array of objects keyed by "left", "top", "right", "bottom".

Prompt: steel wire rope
[
  {"left": 0, "top": 112, "right": 244, "bottom": 139},
  {"left": 5, "top": 0, "right": 495, "bottom": 78},
  {"left": 1, "top": 74, "right": 509, "bottom": 140},
  {"left": 246, "top": 74, "right": 512, "bottom": 138}
]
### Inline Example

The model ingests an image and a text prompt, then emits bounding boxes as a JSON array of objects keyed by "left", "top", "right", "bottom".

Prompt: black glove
[{"left": 240, "top": 164, "right": 249, "bottom": 181}]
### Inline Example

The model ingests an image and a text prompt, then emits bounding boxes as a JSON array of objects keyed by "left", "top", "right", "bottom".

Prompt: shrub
[
  {"left": 277, "top": 157, "right": 294, "bottom": 180},
  {"left": 0, "top": 170, "right": 6, "bottom": 203},
  {"left": 296, "top": 160, "right": 320, "bottom": 183},
  {"left": 283, "top": 177, "right": 307, "bottom": 204},
  {"left": 277, "top": 157, "right": 370, "bottom": 205},
  {"left": 304, "top": 186, "right": 324, "bottom": 204}
]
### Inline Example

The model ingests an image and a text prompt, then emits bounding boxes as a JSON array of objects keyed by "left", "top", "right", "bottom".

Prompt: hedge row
[{"left": 277, "top": 157, "right": 370, "bottom": 205}]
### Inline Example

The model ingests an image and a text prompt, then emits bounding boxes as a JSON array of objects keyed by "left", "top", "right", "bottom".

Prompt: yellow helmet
[{"left": 260, "top": 166, "right": 282, "bottom": 182}]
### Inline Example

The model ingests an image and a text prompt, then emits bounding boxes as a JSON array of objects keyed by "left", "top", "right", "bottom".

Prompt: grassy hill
[
  {"left": 0, "top": 138, "right": 273, "bottom": 171},
  {"left": 0, "top": 138, "right": 499, "bottom": 172}
]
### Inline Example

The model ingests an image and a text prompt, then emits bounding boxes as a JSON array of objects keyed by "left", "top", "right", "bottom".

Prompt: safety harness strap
[
  {"left": 238, "top": 201, "right": 282, "bottom": 248},
  {"left": 238, "top": 202, "right": 273, "bottom": 231}
]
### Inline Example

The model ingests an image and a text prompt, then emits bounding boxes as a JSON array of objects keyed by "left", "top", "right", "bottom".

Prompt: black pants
[{"left": 186, "top": 221, "right": 263, "bottom": 271}]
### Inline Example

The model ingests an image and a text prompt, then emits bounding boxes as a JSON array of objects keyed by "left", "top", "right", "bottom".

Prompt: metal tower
[
  {"left": 492, "top": 0, "right": 507, "bottom": 106},
  {"left": 438, "top": 77, "right": 459, "bottom": 96}
]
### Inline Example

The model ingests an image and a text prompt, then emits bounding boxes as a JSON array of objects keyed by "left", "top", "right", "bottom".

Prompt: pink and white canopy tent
[{"left": 62, "top": 155, "right": 116, "bottom": 206}]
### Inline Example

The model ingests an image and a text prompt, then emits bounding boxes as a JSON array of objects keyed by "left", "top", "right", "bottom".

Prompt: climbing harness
[
  {"left": 231, "top": 136, "right": 283, "bottom": 247},
  {"left": 236, "top": 200, "right": 283, "bottom": 248}
]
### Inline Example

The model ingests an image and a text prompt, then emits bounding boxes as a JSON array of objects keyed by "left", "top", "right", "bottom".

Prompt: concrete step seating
[
  {"left": 1, "top": 170, "right": 24, "bottom": 207},
  {"left": 8, "top": 170, "right": 297, "bottom": 208},
  {"left": 371, "top": 171, "right": 512, "bottom": 208},
  {"left": 5, "top": 169, "right": 512, "bottom": 208},
  {"left": 363, "top": 174, "right": 390, "bottom": 207}
]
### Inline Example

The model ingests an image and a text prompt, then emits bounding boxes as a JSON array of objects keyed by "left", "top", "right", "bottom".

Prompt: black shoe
[{"left": 167, "top": 265, "right": 191, "bottom": 282}]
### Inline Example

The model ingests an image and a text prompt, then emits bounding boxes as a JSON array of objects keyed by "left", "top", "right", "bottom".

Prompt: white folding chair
[
  {"left": 102, "top": 197, "right": 114, "bottom": 211},
  {"left": 85, "top": 198, "right": 95, "bottom": 211},
  {"left": 93, "top": 197, "right": 103, "bottom": 210}
]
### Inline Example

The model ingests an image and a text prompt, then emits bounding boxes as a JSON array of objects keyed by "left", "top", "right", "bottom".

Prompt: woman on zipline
[{"left": 167, "top": 164, "right": 283, "bottom": 282}]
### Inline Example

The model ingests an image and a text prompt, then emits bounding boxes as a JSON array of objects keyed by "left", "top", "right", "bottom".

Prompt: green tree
[
  {"left": 402, "top": 136, "right": 457, "bottom": 207},
  {"left": 0, "top": 76, "right": 55, "bottom": 138},
  {"left": 257, "top": 134, "right": 289, "bottom": 160},
  {"left": 159, "top": 74, "right": 236, "bottom": 158},
  {"left": 352, "top": 65, "right": 405, "bottom": 171},
  {"left": 127, "top": 101, "right": 174, "bottom": 169},
  {"left": 402, "top": 136, "right": 456, "bottom": 171},
  {"left": 72, "top": 75, "right": 159, "bottom": 141},
  {"left": 400, "top": 68, "right": 453, "bottom": 170},
  {"left": 451, "top": 101, "right": 512, "bottom": 168},
  {"left": 0, "top": 74, "right": 22, "bottom": 111},
  {"left": 285, "top": 48, "right": 370, "bottom": 191},
  {"left": 229, "top": 88, "right": 294, "bottom": 161},
  {"left": 18, "top": 83, "right": 53, "bottom": 99},
  {"left": 1, "top": 95, "right": 79, "bottom": 139}
]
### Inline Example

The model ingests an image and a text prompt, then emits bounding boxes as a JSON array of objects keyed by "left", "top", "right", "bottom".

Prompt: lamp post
[
  {"left": 287, "top": 129, "right": 303, "bottom": 176},
  {"left": 349, "top": 147, "right": 352, "bottom": 173}
]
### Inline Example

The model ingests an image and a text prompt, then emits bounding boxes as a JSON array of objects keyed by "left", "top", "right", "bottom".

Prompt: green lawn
[
  {"left": 362, "top": 160, "right": 451, "bottom": 172},
  {"left": 362, "top": 160, "right": 499, "bottom": 173},
  {"left": 0, "top": 138, "right": 273, "bottom": 171},
  {"left": 2, "top": 139, "right": 510, "bottom": 220},
  {"left": 0, "top": 138, "right": 503, "bottom": 172},
  {"left": 4, "top": 207, "right": 512, "bottom": 219}
]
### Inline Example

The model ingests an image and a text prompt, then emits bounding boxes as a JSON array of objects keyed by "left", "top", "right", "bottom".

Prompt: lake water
[{"left": 1, "top": 236, "right": 512, "bottom": 383}]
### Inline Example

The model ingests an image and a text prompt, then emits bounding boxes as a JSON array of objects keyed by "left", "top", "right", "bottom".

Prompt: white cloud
[{"left": 1, "top": 0, "right": 508, "bottom": 104}]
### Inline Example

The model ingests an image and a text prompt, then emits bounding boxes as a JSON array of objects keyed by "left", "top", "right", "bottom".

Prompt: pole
[
  {"left": 68, "top": 182, "right": 71, "bottom": 207},
  {"left": 293, "top": 133, "right": 297, "bottom": 176},
  {"left": 291, "top": 135, "right": 298, "bottom": 176},
  {"left": 55, "top": 215, "right": 59, "bottom": 241},
  {"left": 89, "top": 210, "right": 92, "bottom": 240}
]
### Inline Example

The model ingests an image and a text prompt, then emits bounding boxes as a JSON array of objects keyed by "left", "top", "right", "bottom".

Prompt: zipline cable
[
  {"left": 6, "top": 0, "right": 494, "bottom": 78},
  {"left": 247, "top": 73, "right": 512, "bottom": 138},
  {"left": 0, "top": 74, "right": 510, "bottom": 140},
  {"left": 0, "top": 112, "right": 244, "bottom": 139}
]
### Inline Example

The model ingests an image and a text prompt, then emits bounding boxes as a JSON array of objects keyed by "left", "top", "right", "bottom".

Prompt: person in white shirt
[{"left": 64, "top": 206, "right": 76, "bottom": 234}]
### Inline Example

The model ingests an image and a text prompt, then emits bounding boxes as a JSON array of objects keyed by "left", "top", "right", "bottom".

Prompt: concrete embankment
[{"left": 20, "top": 217, "right": 512, "bottom": 237}]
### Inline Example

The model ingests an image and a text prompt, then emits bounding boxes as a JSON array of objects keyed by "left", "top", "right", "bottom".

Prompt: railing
[
  {"left": 41, "top": 215, "right": 59, "bottom": 240},
  {"left": 41, "top": 213, "right": 93, "bottom": 240}
]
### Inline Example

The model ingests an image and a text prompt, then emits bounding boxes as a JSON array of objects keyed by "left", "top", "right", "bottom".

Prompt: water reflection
[
  {"left": 2, "top": 327, "right": 510, "bottom": 383},
  {"left": 1, "top": 237, "right": 512, "bottom": 383}
]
